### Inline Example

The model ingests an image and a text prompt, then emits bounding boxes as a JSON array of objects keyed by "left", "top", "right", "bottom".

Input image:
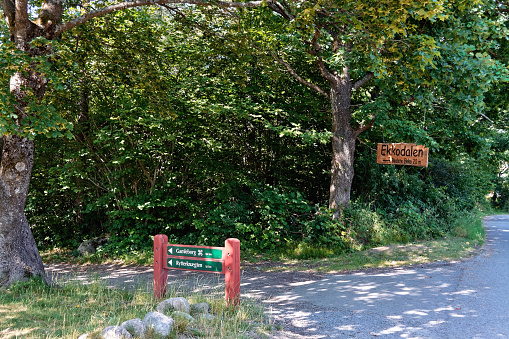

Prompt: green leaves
[
  {"left": 0, "top": 34, "right": 75, "bottom": 138},
  {"left": 15, "top": 0, "right": 508, "bottom": 253}
]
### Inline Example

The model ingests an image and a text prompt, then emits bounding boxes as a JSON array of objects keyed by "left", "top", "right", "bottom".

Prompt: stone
[
  {"left": 77, "top": 240, "right": 95, "bottom": 256},
  {"left": 156, "top": 297, "right": 190, "bottom": 314},
  {"left": 101, "top": 326, "right": 133, "bottom": 339},
  {"left": 143, "top": 311, "right": 174, "bottom": 337},
  {"left": 77, "top": 237, "right": 109, "bottom": 256},
  {"left": 190, "top": 302, "right": 210, "bottom": 315},
  {"left": 172, "top": 311, "right": 194, "bottom": 332},
  {"left": 77, "top": 334, "right": 89, "bottom": 339},
  {"left": 172, "top": 311, "right": 194, "bottom": 322},
  {"left": 196, "top": 313, "right": 216, "bottom": 321},
  {"left": 120, "top": 318, "right": 147, "bottom": 338}
]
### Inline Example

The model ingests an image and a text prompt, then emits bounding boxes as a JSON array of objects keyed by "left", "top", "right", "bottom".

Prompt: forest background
[{"left": 2, "top": 0, "right": 509, "bottom": 260}]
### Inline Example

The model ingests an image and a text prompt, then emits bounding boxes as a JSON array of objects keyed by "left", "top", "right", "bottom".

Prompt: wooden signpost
[
  {"left": 153, "top": 235, "right": 241, "bottom": 306},
  {"left": 377, "top": 143, "right": 429, "bottom": 167}
]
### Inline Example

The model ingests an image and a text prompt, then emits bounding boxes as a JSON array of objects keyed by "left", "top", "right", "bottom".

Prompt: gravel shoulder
[{"left": 44, "top": 261, "right": 327, "bottom": 300}]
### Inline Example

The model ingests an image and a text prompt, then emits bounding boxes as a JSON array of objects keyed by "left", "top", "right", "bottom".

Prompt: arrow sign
[
  {"left": 167, "top": 245, "right": 222, "bottom": 259},
  {"left": 377, "top": 143, "right": 429, "bottom": 167},
  {"left": 166, "top": 258, "right": 223, "bottom": 272},
  {"left": 154, "top": 236, "right": 241, "bottom": 306}
]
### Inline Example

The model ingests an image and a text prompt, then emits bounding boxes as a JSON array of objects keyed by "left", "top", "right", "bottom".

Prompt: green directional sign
[
  {"left": 167, "top": 245, "right": 223, "bottom": 259},
  {"left": 166, "top": 258, "right": 223, "bottom": 272}
]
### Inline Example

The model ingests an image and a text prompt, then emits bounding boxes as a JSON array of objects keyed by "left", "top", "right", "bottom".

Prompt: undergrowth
[{"left": 42, "top": 209, "right": 487, "bottom": 270}]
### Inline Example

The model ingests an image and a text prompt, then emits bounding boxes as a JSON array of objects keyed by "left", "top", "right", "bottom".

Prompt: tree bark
[
  {"left": 328, "top": 71, "right": 357, "bottom": 219},
  {"left": 0, "top": 50, "right": 49, "bottom": 287},
  {"left": 0, "top": 135, "right": 48, "bottom": 287},
  {"left": 0, "top": 47, "right": 50, "bottom": 287},
  {"left": 0, "top": 0, "right": 53, "bottom": 286},
  {"left": 276, "top": 29, "right": 376, "bottom": 218},
  {"left": 275, "top": 51, "right": 373, "bottom": 218}
]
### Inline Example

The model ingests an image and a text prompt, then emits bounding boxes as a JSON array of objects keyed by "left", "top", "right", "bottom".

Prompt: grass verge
[
  {"left": 0, "top": 276, "right": 271, "bottom": 339},
  {"left": 40, "top": 249, "right": 154, "bottom": 266},
  {"left": 249, "top": 236, "right": 483, "bottom": 273}
]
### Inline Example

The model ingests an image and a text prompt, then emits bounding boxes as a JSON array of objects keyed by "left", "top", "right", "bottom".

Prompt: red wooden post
[
  {"left": 153, "top": 234, "right": 168, "bottom": 299},
  {"left": 224, "top": 238, "right": 241, "bottom": 306}
]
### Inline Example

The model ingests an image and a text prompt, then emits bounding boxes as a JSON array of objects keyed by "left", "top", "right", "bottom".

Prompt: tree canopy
[{"left": 1, "top": 0, "right": 508, "bottom": 286}]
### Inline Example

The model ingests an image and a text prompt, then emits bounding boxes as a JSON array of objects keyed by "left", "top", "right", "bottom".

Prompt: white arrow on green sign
[
  {"left": 167, "top": 258, "right": 223, "bottom": 272},
  {"left": 167, "top": 245, "right": 222, "bottom": 259}
]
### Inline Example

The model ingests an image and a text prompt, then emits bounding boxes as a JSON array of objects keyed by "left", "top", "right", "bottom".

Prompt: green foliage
[
  {"left": 193, "top": 184, "right": 352, "bottom": 252},
  {"left": 351, "top": 143, "right": 494, "bottom": 246},
  {"left": 282, "top": 243, "right": 335, "bottom": 260},
  {"left": 492, "top": 177, "right": 509, "bottom": 211},
  {"left": 0, "top": 35, "right": 74, "bottom": 138},
  {"left": 21, "top": 3, "right": 508, "bottom": 258},
  {"left": 26, "top": 8, "right": 331, "bottom": 253},
  {"left": 450, "top": 211, "right": 486, "bottom": 245}
]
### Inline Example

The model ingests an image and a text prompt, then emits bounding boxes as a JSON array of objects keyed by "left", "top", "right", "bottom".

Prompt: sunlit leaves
[{"left": 0, "top": 28, "right": 75, "bottom": 138}]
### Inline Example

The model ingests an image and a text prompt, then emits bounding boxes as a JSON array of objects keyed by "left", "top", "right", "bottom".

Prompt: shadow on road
[{"left": 263, "top": 215, "right": 509, "bottom": 338}]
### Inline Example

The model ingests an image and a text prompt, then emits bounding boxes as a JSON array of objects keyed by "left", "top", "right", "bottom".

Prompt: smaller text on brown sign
[{"left": 377, "top": 143, "right": 429, "bottom": 167}]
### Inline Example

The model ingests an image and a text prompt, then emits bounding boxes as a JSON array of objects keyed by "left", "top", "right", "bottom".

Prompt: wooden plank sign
[
  {"left": 167, "top": 244, "right": 223, "bottom": 259},
  {"left": 153, "top": 236, "right": 241, "bottom": 306},
  {"left": 166, "top": 258, "right": 223, "bottom": 272},
  {"left": 377, "top": 143, "right": 429, "bottom": 167}
]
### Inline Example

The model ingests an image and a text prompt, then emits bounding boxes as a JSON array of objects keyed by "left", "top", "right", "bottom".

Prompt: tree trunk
[
  {"left": 328, "top": 75, "right": 357, "bottom": 219},
  {"left": 0, "top": 23, "right": 51, "bottom": 286},
  {"left": 0, "top": 135, "right": 48, "bottom": 287}
]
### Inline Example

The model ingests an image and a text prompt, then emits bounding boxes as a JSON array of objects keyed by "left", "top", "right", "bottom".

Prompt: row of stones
[{"left": 79, "top": 297, "right": 215, "bottom": 339}]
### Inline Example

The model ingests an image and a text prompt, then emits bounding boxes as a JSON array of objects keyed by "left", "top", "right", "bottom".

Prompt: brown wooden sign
[{"left": 377, "top": 143, "right": 429, "bottom": 167}]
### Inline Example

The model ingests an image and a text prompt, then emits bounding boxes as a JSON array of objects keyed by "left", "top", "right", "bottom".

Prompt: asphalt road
[{"left": 269, "top": 215, "right": 509, "bottom": 338}]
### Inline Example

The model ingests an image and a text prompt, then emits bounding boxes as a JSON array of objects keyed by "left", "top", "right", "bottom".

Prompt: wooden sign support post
[
  {"left": 153, "top": 235, "right": 241, "bottom": 306},
  {"left": 153, "top": 234, "right": 168, "bottom": 299},
  {"left": 224, "top": 238, "right": 241, "bottom": 306}
]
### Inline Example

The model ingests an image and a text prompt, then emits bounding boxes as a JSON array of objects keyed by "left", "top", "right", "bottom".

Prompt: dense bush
[
  {"left": 24, "top": 9, "right": 503, "bottom": 258},
  {"left": 491, "top": 177, "right": 509, "bottom": 210},
  {"left": 191, "top": 184, "right": 352, "bottom": 252},
  {"left": 27, "top": 100, "right": 497, "bottom": 256}
]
